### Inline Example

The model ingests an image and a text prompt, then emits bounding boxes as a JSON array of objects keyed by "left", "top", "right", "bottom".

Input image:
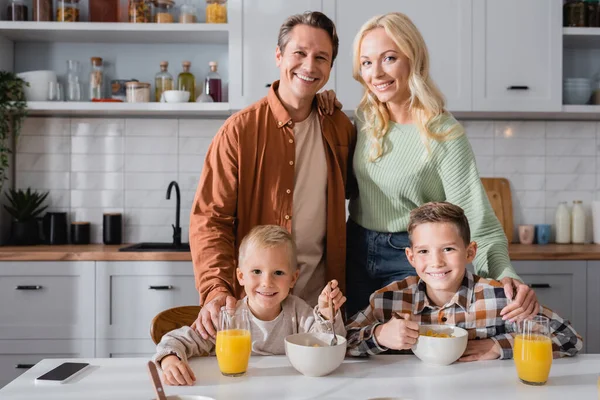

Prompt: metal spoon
[{"left": 327, "top": 282, "right": 338, "bottom": 346}]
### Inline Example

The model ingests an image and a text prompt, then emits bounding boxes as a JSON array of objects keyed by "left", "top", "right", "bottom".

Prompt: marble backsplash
[{"left": 11, "top": 118, "right": 600, "bottom": 244}]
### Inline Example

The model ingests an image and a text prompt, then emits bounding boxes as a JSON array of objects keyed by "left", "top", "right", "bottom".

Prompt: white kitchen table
[{"left": 0, "top": 355, "right": 599, "bottom": 400}]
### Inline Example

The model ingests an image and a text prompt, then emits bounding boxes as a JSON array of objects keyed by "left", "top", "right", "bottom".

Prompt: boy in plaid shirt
[{"left": 346, "top": 202, "right": 582, "bottom": 361}]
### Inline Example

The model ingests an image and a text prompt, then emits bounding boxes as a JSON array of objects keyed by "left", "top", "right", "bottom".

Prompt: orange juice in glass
[
  {"left": 514, "top": 316, "right": 553, "bottom": 385},
  {"left": 216, "top": 308, "right": 251, "bottom": 376}
]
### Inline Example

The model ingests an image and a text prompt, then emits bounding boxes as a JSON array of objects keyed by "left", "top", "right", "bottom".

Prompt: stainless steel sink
[{"left": 119, "top": 242, "right": 191, "bottom": 252}]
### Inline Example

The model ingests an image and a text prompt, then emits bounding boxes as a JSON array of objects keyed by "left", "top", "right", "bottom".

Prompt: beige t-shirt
[{"left": 291, "top": 109, "right": 327, "bottom": 306}]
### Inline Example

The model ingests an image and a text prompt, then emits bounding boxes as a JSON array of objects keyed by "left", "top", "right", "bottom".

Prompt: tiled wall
[{"left": 14, "top": 118, "right": 600, "bottom": 244}]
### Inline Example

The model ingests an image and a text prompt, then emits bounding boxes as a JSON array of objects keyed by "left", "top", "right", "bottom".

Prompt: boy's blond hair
[
  {"left": 407, "top": 202, "right": 471, "bottom": 246},
  {"left": 238, "top": 225, "right": 297, "bottom": 270}
]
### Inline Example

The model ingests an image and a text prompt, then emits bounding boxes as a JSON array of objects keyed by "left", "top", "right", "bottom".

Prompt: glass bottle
[
  {"left": 205, "top": 0, "right": 226, "bottom": 23},
  {"left": 555, "top": 202, "right": 571, "bottom": 244},
  {"left": 178, "top": 61, "right": 196, "bottom": 103},
  {"left": 56, "top": 0, "right": 80, "bottom": 22},
  {"left": 33, "top": 0, "right": 52, "bottom": 21},
  {"left": 90, "top": 57, "right": 104, "bottom": 101},
  {"left": 6, "top": 0, "right": 28, "bottom": 21},
  {"left": 572, "top": 200, "right": 586, "bottom": 244},
  {"left": 154, "top": 0, "right": 175, "bottom": 23},
  {"left": 205, "top": 61, "right": 222, "bottom": 102},
  {"left": 155, "top": 61, "right": 173, "bottom": 102},
  {"left": 66, "top": 59, "right": 81, "bottom": 102}
]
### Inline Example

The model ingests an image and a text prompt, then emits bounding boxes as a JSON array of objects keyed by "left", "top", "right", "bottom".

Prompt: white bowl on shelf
[
  {"left": 563, "top": 83, "right": 592, "bottom": 105},
  {"left": 163, "top": 90, "right": 190, "bottom": 103},
  {"left": 16, "top": 70, "right": 58, "bottom": 101},
  {"left": 411, "top": 325, "right": 468, "bottom": 366}
]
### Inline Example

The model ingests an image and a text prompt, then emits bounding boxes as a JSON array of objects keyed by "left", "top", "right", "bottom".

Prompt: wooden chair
[{"left": 150, "top": 306, "right": 201, "bottom": 345}]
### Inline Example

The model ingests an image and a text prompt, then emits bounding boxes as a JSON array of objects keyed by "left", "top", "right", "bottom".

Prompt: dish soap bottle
[
  {"left": 177, "top": 61, "right": 195, "bottom": 102},
  {"left": 555, "top": 201, "right": 571, "bottom": 244},
  {"left": 205, "top": 61, "right": 222, "bottom": 102},
  {"left": 572, "top": 200, "right": 586, "bottom": 244},
  {"left": 155, "top": 61, "right": 173, "bottom": 102}
]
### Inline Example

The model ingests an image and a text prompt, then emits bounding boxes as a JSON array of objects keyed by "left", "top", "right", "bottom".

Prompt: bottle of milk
[
  {"left": 571, "top": 200, "right": 586, "bottom": 244},
  {"left": 555, "top": 202, "right": 571, "bottom": 244}
]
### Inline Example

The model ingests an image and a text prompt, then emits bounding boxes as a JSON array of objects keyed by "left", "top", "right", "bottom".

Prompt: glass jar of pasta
[
  {"left": 56, "top": 0, "right": 80, "bottom": 22},
  {"left": 154, "top": 0, "right": 175, "bottom": 23},
  {"left": 206, "top": 0, "right": 226, "bottom": 23},
  {"left": 128, "top": 0, "right": 152, "bottom": 23}
]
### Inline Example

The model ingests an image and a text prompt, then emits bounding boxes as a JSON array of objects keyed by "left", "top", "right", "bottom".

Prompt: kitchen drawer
[
  {"left": 513, "top": 261, "right": 587, "bottom": 351},
  {"left": 0, "top": 262, "right": 95, "bottom": 339},
  {"left": 96, "top": 339, "right": 156, "bottom": 359},
  {"left": 96, "top": 262, "right": 198, "bottom": 339},
  {"left": 0, "top": 339, "right": 94, "bottom": 389}
]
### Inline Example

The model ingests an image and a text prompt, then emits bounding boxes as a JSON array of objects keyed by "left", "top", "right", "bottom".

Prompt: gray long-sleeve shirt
[{"left": 154, "top": 295, "right": 346, "bottom": 366}]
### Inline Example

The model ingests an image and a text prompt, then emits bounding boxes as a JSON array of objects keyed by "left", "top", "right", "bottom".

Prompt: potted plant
[{"left": 4, "top": 188, "right": 49, "bottom": 245}]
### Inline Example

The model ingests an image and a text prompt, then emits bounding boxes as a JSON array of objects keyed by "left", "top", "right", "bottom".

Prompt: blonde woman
[{"left": 320, "top": 12, "right": 538, "bottom": 328}]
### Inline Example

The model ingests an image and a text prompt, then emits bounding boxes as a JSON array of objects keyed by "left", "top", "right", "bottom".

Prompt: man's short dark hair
[{"left": 277, "top": 11, "right": 339, "bottom": 66}]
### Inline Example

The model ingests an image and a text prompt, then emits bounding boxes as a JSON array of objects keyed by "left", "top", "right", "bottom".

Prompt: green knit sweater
[{"left": 348, "top": 113, "right": 519, "bottom": 281}]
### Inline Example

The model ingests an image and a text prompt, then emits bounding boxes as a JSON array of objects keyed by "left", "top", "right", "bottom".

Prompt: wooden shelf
[
  {"left": 26, "top": 101, "right": 232, "bottom": 117},
  {"left": 0, "top": 21, "right": 229, "bottom": 44},
  {"left": 563, "top": 27, "right": 600, "bottom": 49}
]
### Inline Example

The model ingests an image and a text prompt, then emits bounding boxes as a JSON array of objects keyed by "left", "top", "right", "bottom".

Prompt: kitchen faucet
[{"left": 166, "top": 181, "right": 181, "bottom": 246}]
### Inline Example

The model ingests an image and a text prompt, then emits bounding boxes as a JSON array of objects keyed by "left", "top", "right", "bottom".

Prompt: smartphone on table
[{"left": 34, "top": 362, "right": 90, "bottom": 384}]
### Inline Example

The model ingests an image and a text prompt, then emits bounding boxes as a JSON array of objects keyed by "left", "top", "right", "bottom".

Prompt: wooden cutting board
[{"left": 481, "top": 178, "right": 513, "bottom": 243}]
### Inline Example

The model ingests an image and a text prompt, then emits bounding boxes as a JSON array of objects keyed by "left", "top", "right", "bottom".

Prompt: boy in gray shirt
[{"left": 154, "top": 225, "right": 347, "bottom": 385}]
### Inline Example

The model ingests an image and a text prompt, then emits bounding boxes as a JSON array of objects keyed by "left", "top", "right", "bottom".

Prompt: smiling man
[{"left": 189, "top": 12, "right": 355, "bottom": 339}]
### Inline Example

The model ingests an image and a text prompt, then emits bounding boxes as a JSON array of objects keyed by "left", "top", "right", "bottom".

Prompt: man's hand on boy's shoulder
[
  {"left": 194, "top": 293, "right": 237, "bottom": 340},
  {"left": 160, "top": 355, "right": 196, "bottom": 386},
  {"left": 374, "top": 313, "right": 419, "bottom": 351},
  {"left": 499, "top": 277, "right": 539, "bottom": 323},
  {"left": 458, "top": 339, "right": 501, "bottom": 362}
]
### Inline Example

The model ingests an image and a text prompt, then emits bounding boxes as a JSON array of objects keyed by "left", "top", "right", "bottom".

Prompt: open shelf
[
  {"left": 0, "top": 21, "right": 229, "bottom": 44},
  {"left": 563, "top": 27, "right": 600, "bottom": 49},
  {"left": 26, "top": 101, "right": 232, "bottom": 116}
]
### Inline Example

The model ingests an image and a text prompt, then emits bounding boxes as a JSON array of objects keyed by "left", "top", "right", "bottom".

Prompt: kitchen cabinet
[
  {"left": 472, "top": 0, "right": 562, "bottom": 112},
  {"left": 0, "top": 339, "right": 94, "bottom": 389},
  {"left": 228, "top": 0, "right": 324, "bottom": 109},
  {"left": 513, "top": 261, "right": 587, "bottom": 352},
  {"left": 96, "top": 339, "right": 156, "bottom": 359},
  {"left": 95, "top": 261, "right": 198, "bottom": 339},
  {"left": 0, "top": 262, "right": 95, "bottom": 340},
  {"left": 585, "top": 263, "right": 600, "bottom": 354},
  {"left": 329, "top": 0, "right": 472, "bottom": 112}
]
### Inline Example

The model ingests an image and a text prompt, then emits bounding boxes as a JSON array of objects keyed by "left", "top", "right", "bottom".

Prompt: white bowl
[
  {"left": 285, "top": 332, "right": 347, "bottom": 377},
  {"left": 16, "top": 70, "right": 58, "bottom": 101},
  {"left": 163, "top": 90, "right": 190, "bottom": 103},
  {"left": 411, "top": 325, "right": 468, "bottom": 366},
  {"left": 563, "top": 85, "right": 592, "bottom": 105}
]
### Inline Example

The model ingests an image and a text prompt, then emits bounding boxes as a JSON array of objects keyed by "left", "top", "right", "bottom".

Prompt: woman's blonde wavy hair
[{"left": 352, "top": 12, "right": 464, "bottom": 161}]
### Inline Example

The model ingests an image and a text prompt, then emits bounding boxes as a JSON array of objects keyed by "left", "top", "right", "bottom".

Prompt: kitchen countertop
[{"left": 1, "top": 243, "right": 600, "bottom": 261}]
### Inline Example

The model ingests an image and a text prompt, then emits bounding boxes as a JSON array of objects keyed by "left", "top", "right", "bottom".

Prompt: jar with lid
[
  {"left": 33, "top": 0, "right": 52, "bottom": 21},
  {"left": 90, "top": 57, "right": 104, "bottom": 101},
  {"left": 206, "top": 0, "right": 226, "bottom": 23},
  {"left": 90, "top": 0, "right": 119, "bottom": 22},
  {"left": 154, "top": 0, "right": 175, "bottom": 23},
  {"left": 128, "top": 0, "right": 152, "bottom": 23},
  {"left": 126, "top": 82, "right": 151, "bottom": 103},
  {"left": 155, "top": 61, "right": 173, "bottom": 102},
  {"left": 179, "top": 1, "right": 197, "bottom": 23},
  {"left": 572, "top": 200, "right": 586, "bottom": 244},
  {"left": 6, "top": 0, "right": 28, "bottom": 21},
  {"left": 555, "top": 201, "right": 571, "bottom": 244},
  {"left": 565, "top": 0, "right": 587, "bottom": 27},
  {"left": 57, "top": 0, "right": 80, "bottom": 22},
  {"left": 586, "top": 0, "right": 599, "bottom": 27}
]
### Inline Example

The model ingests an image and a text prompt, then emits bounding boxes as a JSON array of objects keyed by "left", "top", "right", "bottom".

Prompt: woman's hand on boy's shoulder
[
  {"left": 458, "top": 339, "right": 500, "bottom": 362},
  {"left": 160, "top": 355, "right": 196, "bottom": 386},
  {"left": 499, "top": 278, "right": 539, "bottom": 323},
  {"left": 318, "top": 280, "right": 346, "bottom": 320}
]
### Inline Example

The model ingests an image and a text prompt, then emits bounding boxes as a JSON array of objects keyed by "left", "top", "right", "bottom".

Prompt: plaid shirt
[{"left": 346, "top": 271, "right": 583, "bottom": 359}]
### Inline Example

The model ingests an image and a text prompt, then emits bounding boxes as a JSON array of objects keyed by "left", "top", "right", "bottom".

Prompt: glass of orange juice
[
  {"left": 216, "top": 307, "right": 251, "bottom": 377},
  {"left": 514, "top": 315, "right": 553, "bottom": 385}
]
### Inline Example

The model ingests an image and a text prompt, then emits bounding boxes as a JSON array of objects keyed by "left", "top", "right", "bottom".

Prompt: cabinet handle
[
  {"left": 15, "top": 285, "right": 43, "bottom": 290},
  {"left": 148, "top": 285, "right": 173, "bottom": 290},
  {"left": 506, "top": 85, "right": 529, "bottom": 90},
  {"left": 265, "top": 83, "right": 272, "bottom": 88},
  {"left": 15, "top": 364, "right": 35, "bottom": 369},
  {"left": 529, "top": 283, "right": 551, "bottom": 289}
]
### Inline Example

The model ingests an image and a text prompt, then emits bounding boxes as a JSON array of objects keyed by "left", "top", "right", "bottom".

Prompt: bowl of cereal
[
  {"left": 411, "top": 324, "right": 468, "bottom": 366},
  {"left": 284, "top": 332, "right": 347, "bottom": 377}
]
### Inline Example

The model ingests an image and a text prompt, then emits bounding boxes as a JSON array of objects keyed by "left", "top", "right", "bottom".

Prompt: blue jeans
[{"left": 345, "top": 218, "right": 417, "bottom": 318}]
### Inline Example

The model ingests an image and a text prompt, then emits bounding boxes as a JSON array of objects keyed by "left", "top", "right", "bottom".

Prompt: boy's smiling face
[
  {"left": 236, "top": 244, "right": 299, "bottom": 321},
  {"left": 405, "top": 222, "right": 477, "bottom": 306}
]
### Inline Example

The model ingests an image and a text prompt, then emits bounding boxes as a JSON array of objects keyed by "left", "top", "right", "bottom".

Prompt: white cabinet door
[
  {"left": 96, "top": 262, "right": 198, "bottom": 339},
  {"left": 96, "top": 339, "right": 156, "bottom": 359},
  {"left": 0, "top": 262, "right": 95, "bottom": 340},
  {"left": 513, "top": 261, "right": 587, "bottom": 352},
  {"left": 585, "top": 263, "right": 600, "bottom": 354},
  {"left": 0, "top": 340, "right": 94, "bottom": 389},
  {"left": 472, "top": 0, "right": 562, "bottom": 111},
  {"left": 329, "top": 0, "right": 472, "bottom": 112},
  {"left": 229, "top": 0, "right": 323, "bottom": 109}
]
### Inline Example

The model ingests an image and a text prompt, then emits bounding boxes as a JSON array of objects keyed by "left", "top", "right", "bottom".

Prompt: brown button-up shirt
[{"left": 190, "top": 81, "right": 356, "bottom": 305}]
